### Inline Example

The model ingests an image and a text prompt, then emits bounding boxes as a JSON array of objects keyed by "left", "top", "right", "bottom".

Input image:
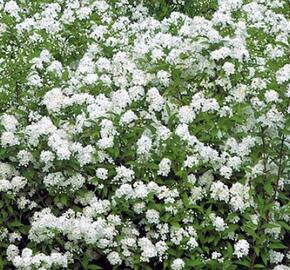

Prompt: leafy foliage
[{"left": 0, "top": 0, "right": 290, "bottom": 270}]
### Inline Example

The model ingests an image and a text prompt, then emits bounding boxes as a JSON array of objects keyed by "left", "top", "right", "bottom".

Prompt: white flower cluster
[
  {"left": 158, "top": 158, "right": 172, "bottom": 177},
  {"left": 0, "top": 162, "right": 27, "bottom": 194},
  {"left": 0, "top": 0, "right": 289, "bottom": 269},
  {"left": 233, "top": 239, "right": 250, "bottom": 259},
  {"left": 7, "top": 245, "right": 69, "bottom": 270},
  {"left": 171, "top": 258, "right": 185, "bottom": 270},
  {"left": 43, "top": 172, "right": 85, "bottom": 192}
]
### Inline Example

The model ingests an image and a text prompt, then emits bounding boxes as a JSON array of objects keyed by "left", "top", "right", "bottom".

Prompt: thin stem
[
  {"left": 260, "top": 127, "right": 270, "bottom": 222},
  {"left": 261, "top": 127, "right": 268, "bottom": 178},
  {"left": 250, "top": 251, "right": 257, "bottom": 269},
  {"left": 273, "top": 134, "right": 285, "bottom": 201}
]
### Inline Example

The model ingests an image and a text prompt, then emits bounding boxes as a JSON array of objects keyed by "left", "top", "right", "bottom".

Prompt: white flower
[
  {"left": 211, "top": 47, "right": 231, "bottom": 60},
  {"left": 157, "top": 70, "right": 170, "bottom": 86},
  {"left": 111, "top": 89, "right": 131, "bottom": 113},
  {"left": 233, "top": 240, "right": 249, "bottom": 259},
  {"left": 227, "top": 156, "right": 241, "bottom": 170},
  {"left": 120, "top": 110, "right": 137, "bottom": 125},
  {"left": 250, "top": 214, "right": 259, "bottom": 225},
  {"left": 223, "top": 62, "right": 235, "bottom": 75},
  {"left": 212, "top": 251, "right": 222, "bottom": 260},
  {"left": 147, "top": 88, "right": 164, "bottom": 112},
  {"left": 138, "top": 238, "right": 157, "bottom": 262},
  {"left": 1, "top": 132, "right": 19, "bottom": 147},
  {"left": 6, "top": 244, "right": 19, "bottom": 261},
  {"left": 11, "top": 176, "right": 27, "bottom": 192},
  {"left": 47, "top": 61, "right": 63, "bottom": 76},
  {"left": 276, "top": 64, "right": 290, "bottom": 84},
  {"left": 155, "top": 241, "right": 168, "bottom": 257},
  {"left": 199, "top": 170, "right": 214, "bottom": 186},
  {"left": 184, "top": 155, "right": 198, "bottom": 168},
  {"left": 1, "top": 1, "right": 289, "bottom": 268},
  {"left": 137, "top": 135, "right": 152, "bottom": 155},
  {"left": 107, "top": 251, "right": 122, "bottom": 265},
  {"left": 76, "top": 145, "right": 95, "bottom": 166},
  {"left": 1, "top": 114, "right": 18, "bottom": 132},
  {"left": 257, "top": 106, "right": 284, "bottom": 128},
  {"left": 77, "top": 7, "right": 92, "bottom": 19},
  {"left": 43, "top": 172, "right": 85, "bottom": 191},
  {"left": 157, "top": 158, "right": 171, "bottom": 177},
  {"left": 178, "top": 106, "right": 195, "bottom": 124},
  {"left": 220, "top": 165, "right": 233, "bottom": 179},
  {"left": 27, "top": 73, "right": 43, "bottom": 86},
  {"left": 0, "top": 179, "right": 11, "bottom": 192},
  {"left": 128, "top": 86, "right": 145, "bottom": 101},
  {"left": 171, "top": 258, "right": 185, "bottom": 270},
  {"left": 210, "top": 181, "right": 229, "bottom": 202},
  {"left": 4, "top": 1, "right": 20, "bottom": 18},
  {"left": 265, "top": 224, "right": 281, "bottom": 239},
  {"left": 113, "top": 166, "right": 135, "bottom": 183},
  {"left": 39, "top": 49, "right": 51, "bottom": 63},
  {"left": 17, "top": 150, "right": 33, "bottom": 166},
  {"left": 145, "top": 209, "right": 160, "bottom": 224},
  {"left": 265, "top": 90, "right": 279, "bottom": 103},
  {"left": 96, "top": 168, "right": 108, "bottom": 180},
  {"left": 229, "top": 183, "right": 251, "bottom": 212},
  {"left": 269, "top": 250, "right": 284, "bottom": 264},
  {"left": 10, "top": 248, "right": 68, "bottom": 269},
  {"left": 187, "top": 237, "right": 198, "bottom": 249},
  {"left": 133, "top": 202, "right": 146, "bottom": 214},
  {"left": 40, "top": 151, "right": 55, "bottom": 164},
  {"left": 273, "top": 265, "right": 290, "bottom": 270},
  {"left": 42, "top": 88, "right": 65, "bottom": 113},
  {"left": 210, "top": 214, "right": 227, "bottom": 232}
]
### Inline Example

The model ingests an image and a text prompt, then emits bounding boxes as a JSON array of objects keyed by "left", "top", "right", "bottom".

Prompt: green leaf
[
  {"left": 181, "top": 193, "right": 190, "bottom": 208},
  {"left": 268, "top": 242, "right": 287, "bottom": 249},
  {"left": 264, "top": 182, "right": 273, "bottom": 196},
  {"left": 261, "top": 251, "right": 268, "bottom": 265},
  {"left": 254, "top": 264, "right": 266, "bottom": 269},
  {"left": 88, "top": 265, "right": 102, "bottom": 270},
  {"left": 10, "top": 220, "right": 22, "bottom": 227},
  {"left": 236, "top": 260, "right": 250, "bottom": 267}
]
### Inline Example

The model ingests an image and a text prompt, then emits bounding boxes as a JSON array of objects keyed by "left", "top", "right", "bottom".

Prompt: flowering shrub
[{"left": 0, "top": 0, "right": 290, "bottom": 269}]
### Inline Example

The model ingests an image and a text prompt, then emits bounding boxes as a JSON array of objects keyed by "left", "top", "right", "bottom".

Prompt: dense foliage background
[{"left": 0, "top": 0, "right": 289, "bottom": 269}]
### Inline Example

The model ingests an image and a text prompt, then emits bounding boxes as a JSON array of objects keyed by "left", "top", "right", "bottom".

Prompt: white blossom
[{"left": 233, "top": 240, "right": 249, "bottom": 259}]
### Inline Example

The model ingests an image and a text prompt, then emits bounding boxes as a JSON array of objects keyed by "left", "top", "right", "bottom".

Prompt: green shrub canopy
[{"left": 0, "top": 0, "right": 289, "bottom": 269}]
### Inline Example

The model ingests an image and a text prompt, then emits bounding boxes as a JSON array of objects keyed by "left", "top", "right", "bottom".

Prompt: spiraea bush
[{"left": 0, "top": 0, "right": 289, "bottom": 269}]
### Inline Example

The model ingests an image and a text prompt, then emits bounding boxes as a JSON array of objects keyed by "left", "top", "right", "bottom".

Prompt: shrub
[{"left": 0, "top": 0, "right": 289, "bottom": 269}]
